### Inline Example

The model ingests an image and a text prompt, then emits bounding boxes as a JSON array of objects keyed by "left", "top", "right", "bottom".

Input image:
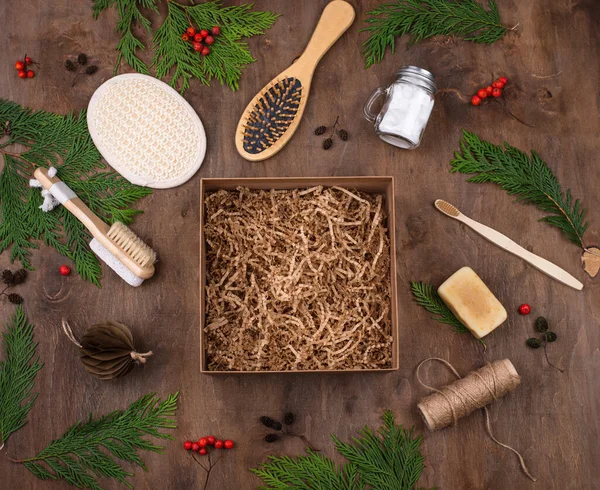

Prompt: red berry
[
  {"left": 27, "top": 70, "right": 35, "bottom": 78},
  {"left": 224, "top": 440, "right": 234, "bottom": 449},
  {"left": 15, "top": 61, "right": 24, "bottom": 70},
  {"left": 59, "top": 265, "right": 71, "bottom": 276},
  {"left": 211, "top": 26, "right": 221, "bottom": 36},
  {"left": 199, "top": 448, "right": 207, "bottom": 455},
  {"left": 198, "top": 438, "right": 208, "bottom": 447},
  {"left": 25, "top": 56, "right": 32, "bottom": 65},
  {"left": 485, "top": 85, "right": 493, "bottom": 95},
  {"left": 477, "top": 89, "right": 487, "bottom": 99},
  {"left": 193, "top": 42, "right": 203, "bottom": 52},
  {"left": 214, "top": 440, "right": 224, "bottom": 449},
  {"left": 204, "top": 35, "right": 215, "bottom": 45},
  {"left": 184, "top": 441, "right": 192, "bottom": 450},
  {"left": 207, "top": 436, "right": 216, "bottom": 445},
  {"left": 186, "top": 27, "right": 196, "bottom": 37},
  {"left": 519, "top": 304, "right": 531, "bottom": 315},
  {"left": 491, "top": 87, "right": 502, "bottom": 97},
  {"left": 471, "top": 95, "right": 481, "bottom": 106},
  {"left": 495, "top": 81, "right": 505, "bottom": 89},
  {"left": 200, "top": 29, "right": 209, "bottom": 38},
  {"left": 191, "top": 443, "right": 200, "bottom": 452},
  {"left": 181, "top": 34, "right": 189, "bottom": 41},
  {"left": 492, "top": 81, "right": 503, "bottom": 88},
  {"left": 201, "top": 46, "right": 210, "bottom": 56},
  {"left": 194, "top": 33, "right": 203, "bottom": 42},
  {"left": 499, "top": 76, "right": 508, "bottom": 84}
]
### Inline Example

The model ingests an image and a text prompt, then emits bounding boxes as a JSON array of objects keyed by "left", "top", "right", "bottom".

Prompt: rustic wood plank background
[{"left": 1, "top": 0, "right": 599, "bottom": 488}]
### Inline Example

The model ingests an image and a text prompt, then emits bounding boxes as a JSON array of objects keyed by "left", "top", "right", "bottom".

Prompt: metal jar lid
[{"left": 395, "top": 65, "right": 437, "bottom": 94}]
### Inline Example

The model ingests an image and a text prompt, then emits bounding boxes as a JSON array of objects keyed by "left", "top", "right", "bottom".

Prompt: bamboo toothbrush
[
  {"left": 434, "top": 199, "right": 583, "bottom": 290},
  {"left": 34, "top": 167, "right": 156, "bottom": 286},
  {"left": 235, "top": 0, "right": 355, "bottom": 161}
]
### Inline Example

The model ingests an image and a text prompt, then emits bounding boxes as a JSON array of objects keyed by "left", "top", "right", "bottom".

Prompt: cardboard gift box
[{"left": 200, "top": 177, "right": 398, "bottom": 373}]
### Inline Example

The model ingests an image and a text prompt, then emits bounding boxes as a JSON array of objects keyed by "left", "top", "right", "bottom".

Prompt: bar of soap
[{"left": 437, "top": 267, "right": 507, "bottom": 339}]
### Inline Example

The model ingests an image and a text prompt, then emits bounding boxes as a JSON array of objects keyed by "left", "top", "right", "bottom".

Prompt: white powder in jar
[{"left": 377, "top": 83, "right": 434, "bottom": 148}]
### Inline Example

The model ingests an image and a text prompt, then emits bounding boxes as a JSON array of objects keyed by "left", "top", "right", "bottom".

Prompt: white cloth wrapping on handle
[{"left": 29, "top": 166, "right": 76, "bottom": 212}]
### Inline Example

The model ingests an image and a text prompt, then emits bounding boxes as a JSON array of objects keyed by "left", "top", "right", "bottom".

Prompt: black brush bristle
[{"left": 243, "top": 77, "right": 302, "bottom": 155}]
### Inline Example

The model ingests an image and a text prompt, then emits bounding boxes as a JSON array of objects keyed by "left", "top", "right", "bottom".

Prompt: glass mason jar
[{"left": 363, "top": 66, "right": 436, "bottom": 150}]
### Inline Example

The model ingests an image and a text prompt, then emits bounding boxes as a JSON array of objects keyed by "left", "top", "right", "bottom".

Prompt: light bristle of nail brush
[
  {"left": 106, "top": 222, "right": 157, "bottom": 268},
  {"left": 434, "top": 199, "right": 460, "bottom": 217}
]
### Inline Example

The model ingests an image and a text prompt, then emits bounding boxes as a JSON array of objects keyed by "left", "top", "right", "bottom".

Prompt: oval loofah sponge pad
[{"left": 87, "top": 74, "right": 206, "bottom": 189}]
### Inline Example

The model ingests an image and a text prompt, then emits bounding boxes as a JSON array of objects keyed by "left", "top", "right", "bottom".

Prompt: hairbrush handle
[{"left": 297, "top": 1, "right": 355, "bottom": 70}]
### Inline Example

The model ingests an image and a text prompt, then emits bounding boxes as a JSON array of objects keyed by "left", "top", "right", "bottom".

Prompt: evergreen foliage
[
  {"left": 0, "top": 306, "right": 42, "bottom": 449},
  {"left": 450, "top": 130, "right": 589, "bottom": 248},
  {"left": 410, "top": 282, "right": 468, "bottom": 333},
  {"left": 361, "top": 0, "right": 507, "bottom": 67},
  {"left": 0, "top": 99, "right": 152, "bottom": 286}
]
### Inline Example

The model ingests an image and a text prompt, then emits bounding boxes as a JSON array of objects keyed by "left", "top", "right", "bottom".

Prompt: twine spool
[{"left": 416, "top": 358, "right": 536, "bottom": 482}]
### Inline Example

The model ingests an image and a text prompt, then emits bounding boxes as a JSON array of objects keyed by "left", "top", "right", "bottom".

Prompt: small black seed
[
  {"left": 11, "top": 269, "right": 27, "bottom": 285},
  {"left": 2, "top": 269, "right": 13, "bottom": 285},
  {"left": 323, "top": 138, "right": 333, "bottom": 150},
  {"left": 77, "top": 53, "right": 88, "bottom": 65},
  {"left": 545, "top": 332, "right": 557, "bottom": 343},
  {"left": 260, "top": 416, "right": 275, "bottom": 428},
  {"left": 264, "top": 433, "right": 280, "bottom": 443},
  {"left": 7, "top": 293, "right": 23, "bottom": 305},
  {"left": 526, "top": 338, "right": 542, "bottom": 349},
  {"left": 85, "top": 65, "right": 98, "bottom": 76},
  {"left": 314, "top": 125, "right": 326, "bottom": 135},
  {"left": 272, "top": 421, "right": 283, "bottom": 431},
  {"left": 283, "top": 412, "right": 296, "bottom": 425},
  {"left": 65, "top": 60, "right": 77, "bottom": 72},
  {"left": 535, "top": 316, "right": 549, "bottom": 333},
  {"left": 338, "top": 129, "right": 349, "bottom": 141}
]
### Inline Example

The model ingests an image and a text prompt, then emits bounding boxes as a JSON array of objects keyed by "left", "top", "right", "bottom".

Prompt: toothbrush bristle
[
  {"left": 106, "top": 221, "right": 157, "bottom": 268},
  {"left": 434, "top": 199, "right": 460, "bottom": 217}
]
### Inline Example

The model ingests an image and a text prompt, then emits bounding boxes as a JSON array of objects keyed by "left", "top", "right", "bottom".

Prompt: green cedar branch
[
  {"left": 0, "top": 306, "right": 43, "bottom": 450},
  {"left": 0, "top": 99, "right": 152, "bottom": 286},
  {"left": 450, "top": 130, "right": 589, "bottom": 249},
  {"left": 361, "top": 0, "right": 508, "bottom": 68},
  {"left": 11, "top": 392, "right": 179, "bottom": 490},
  {"left": 251, "top": 410, "right": 433, "bottom": 490}
]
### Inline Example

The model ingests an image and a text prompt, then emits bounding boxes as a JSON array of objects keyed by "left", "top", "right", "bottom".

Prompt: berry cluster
[
  {"left": 471, "top": 76, "right": 508, "bottom": 106},
  {"left": 183, "top": 435, "right": 234, "bottom": 456},
  {"left": 14, "top": 55, "right": 36, "bottom": 80},
  {"left": 181, "top": 25, "right": 221, "bottom": 56},
  {"left": 314, "top": 116, "right": 349, "bottom": 150}
]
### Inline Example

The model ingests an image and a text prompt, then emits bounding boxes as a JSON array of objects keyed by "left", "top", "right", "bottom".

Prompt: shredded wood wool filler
[{"left": 204, "top": 186, "right": 393, "bottom": 371}]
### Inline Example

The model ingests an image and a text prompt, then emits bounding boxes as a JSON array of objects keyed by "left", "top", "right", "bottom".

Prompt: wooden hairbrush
[{"left": 235, "top": 0, "right": 355, "bottom": 161}]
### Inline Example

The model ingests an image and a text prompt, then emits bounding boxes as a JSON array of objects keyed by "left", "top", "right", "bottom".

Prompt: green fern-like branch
[
  {"left": 14, "top": 392, "right": 178, "bottom": 490},
  {"left": 0, "top": 99, "right": 152, "bottom": 286},
  {"left": 361, "top": 0, "right": 507, "bottom": 67},
  {"left": 0, "top": 306, "right": 43, "bottom": 450},
  {"left": 252, "top": 411, "right": 432, "bottom": 490},
  {"left": 450, "top": 130, "right": 589, "bottom": 248},
  {"left": 410, "top": 281, "right": 467, "bottom": 333}
]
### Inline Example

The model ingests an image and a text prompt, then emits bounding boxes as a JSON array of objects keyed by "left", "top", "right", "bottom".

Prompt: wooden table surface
[{"left": 1, "top": 1, "right": 599, "bottom": 489}]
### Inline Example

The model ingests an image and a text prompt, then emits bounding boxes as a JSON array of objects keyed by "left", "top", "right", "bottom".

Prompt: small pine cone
[
  {"left": 264, "top": 434, "right": 280, "bottom": 443},
  {"left": 338, "top": 129, "right": 349, "bottom": 141},
  {"left": 323, "top": 138, "right": 333, "bottom": 150},
  {"left": 65, "top": 60, "right": 77, "bottom": 72},
  {"left": 85, "top": 65, "right": 98, "bottom": 76},
  {"left": 272, "top": 421, "right": 283, "bottom": 431},
  {"left": 260, "top": 416, "right": 275, "bottom": 428},
  {"left": 11, "top": 269, "right": 27, "bottom": 285},
  {"left": 2, "top": 269, "right": 13, "bottom": 285},
  {"left": 283, "top": 412, "right": 296, "bottom": 425},
  {"left": 314, "top": 126, "right": 326, "bottom": 135},
  {"left": 77, "top": 53, "right": 88, "bottom": 65},
  {"left": 7, "top": 293, "right": 23, "bottom": 305}
]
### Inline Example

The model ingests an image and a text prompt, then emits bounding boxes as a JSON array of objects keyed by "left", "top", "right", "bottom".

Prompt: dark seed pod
[
  {"left": 11, "top": 269, "right": 27, "bottom": 285},
  {"left": 272, "top": 421, "right": 283, "bottom": 431},
  {"left": 65, "top": 60, "right": 77, "bottom": 72},
  {"left": 2, "top": 269, "right": 13, "bottom": 285},
  {"left": 535, "top": 316, "right": 549, "bottom": 333},
  {"left": 260, "top": 416, "right": 275, "bottom": 428},
  {"left": 314, "top": 125, "right": 326, "bottom": 135},
  {"left": 264, "top": 434, "right": 280, "bottom": 443},
  {"left": 338, "top": 129, "right": 349, "bottom": 141},
  {"left": 77, "top": 53, "right": 88, "bottom": 65},
  {"left": 545, "top": 332, "right": 557, "bottom": 343},
  {"left": 526, "top": 338, "right": 542, "bottom": 349},
  {"left": 79, "top": 321, "right": 152, "bottom": 380},
  {"left": 323, "top": 138, "right": 333, "bottom": 150},
  {"left": 283, "top": 412, "right": 296, "bottom": 425},
  {"left": 7, "top": 293, "right": 23, "bottom": 305},
  {"left": 85, "top": 65, "right": 98, "bottom": 75}
]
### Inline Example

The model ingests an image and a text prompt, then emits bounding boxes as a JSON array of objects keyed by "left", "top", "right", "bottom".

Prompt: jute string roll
[{"left": 416, "top": 358, "right": 536, "bottom": 482}]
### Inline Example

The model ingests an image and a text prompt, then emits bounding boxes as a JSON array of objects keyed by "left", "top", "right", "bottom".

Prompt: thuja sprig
[
  {"left": 9, "top": 392, "right": 179, "bottom": 489},
  {"left": 0, "top": 306, "right": 43, "bottom": 450}
]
